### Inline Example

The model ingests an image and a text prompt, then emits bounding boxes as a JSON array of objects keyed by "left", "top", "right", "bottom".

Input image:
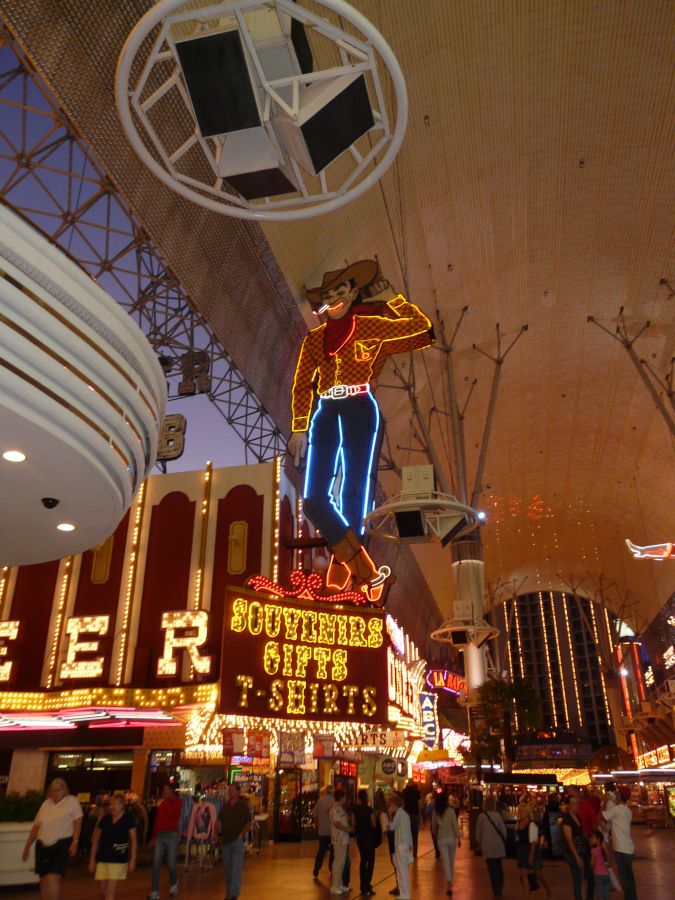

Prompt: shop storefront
[{"left": 0, "top": 463, "right": 437, "bottom": 851}]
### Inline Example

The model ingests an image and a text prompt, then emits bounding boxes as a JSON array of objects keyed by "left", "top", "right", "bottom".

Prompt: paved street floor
[{"left": 3, "top": 824, "right": 672, "bottom": 898}]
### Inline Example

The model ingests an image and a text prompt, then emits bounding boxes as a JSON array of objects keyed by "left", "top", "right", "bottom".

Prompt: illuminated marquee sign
[
  {"left": 426, "top": 669, "right": 466, "bottom": 695},
  {"left": 60, "top": 616, "right": 110, "bottom": 680},
  {"left": 219, "top": 589, "right": 388, "bottom": 724},
  {"left": 637, "top": 745, "right": 675, "bottom": 769}
]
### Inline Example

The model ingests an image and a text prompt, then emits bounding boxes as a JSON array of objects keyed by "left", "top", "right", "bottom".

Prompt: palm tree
[{"left": 475, "top": 674, "right": 541, "bottom": 773}]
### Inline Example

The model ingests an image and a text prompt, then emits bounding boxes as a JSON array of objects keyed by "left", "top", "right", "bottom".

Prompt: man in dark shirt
[
  {"left": 219, "top": 783, "right": 251, "bottom": 900},
  {"left": 402, "top": 780, "right": 421, "bottom": 858}
]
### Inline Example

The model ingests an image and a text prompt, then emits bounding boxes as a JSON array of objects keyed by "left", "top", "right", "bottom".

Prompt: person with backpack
[
  {"left": 432, "top": 791, "right": 460, "bottom": 895},
  {"left": 355, "top": 789, "right": 378, "bottom": 896},
  {"left": 474, "top": 795, "right": 507, "bottom": 898}
]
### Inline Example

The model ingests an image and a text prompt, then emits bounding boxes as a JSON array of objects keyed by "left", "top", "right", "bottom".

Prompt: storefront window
[{"left": 47, "top": 751, "right": 133, "bottom": 801}]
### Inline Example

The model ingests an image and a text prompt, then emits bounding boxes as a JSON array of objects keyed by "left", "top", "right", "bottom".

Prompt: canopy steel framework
[{"left": 0, "top": 29, "right": 284, "bottom": 464}]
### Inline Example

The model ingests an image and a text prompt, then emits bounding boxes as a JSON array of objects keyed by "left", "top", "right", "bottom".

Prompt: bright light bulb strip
[
  {"left": 46, "top": 558, "right": 74, "bottom": 689},
  {"left": 0, "top": 683, "right": 218, "bottom": 713},
  {"left": 272, "top": 455, "right": 281, "bottom": 583},
  {"left": 549, "top": 592, "right": 570, "bottom": 728},
  {"left": 590, "top": 601, "right": 611, "bottom": 726},
  {"left": 194, "top": 461, "right": 212, "bottom": 611},
  {"left": 116, "top": 483, "right": 147, "bottom": 686},
  {"left": 562, "top": 593, "right": 583, "bottom": 727},
  {"left": 513, "top": 596, "right": 524, "bottom": 679},
  {"left": 0, "top": 567, "right": 9, "bottom": 618},
  {"left": 502, "top": 600, "right": 517, "bottom": 730},
  {"left": 539, "top": 592, "right": 557, "bottom": 727}
]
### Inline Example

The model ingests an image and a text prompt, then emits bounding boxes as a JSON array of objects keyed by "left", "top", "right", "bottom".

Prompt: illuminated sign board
[
  {"left": 420, "top": 692, "right": 439, "bottom": 748},
  {"left": 426, "top": 669, "right": 466, "bottom": 695},
  {"left": 219, "top": 589, "right": 389, "bottom": 724}
]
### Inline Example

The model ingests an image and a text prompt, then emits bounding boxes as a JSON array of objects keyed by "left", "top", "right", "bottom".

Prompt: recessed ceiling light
[
  {"left": 2, "top": 450, "right": 26, "bottom": 462},
  {"left": 57, "top": 523, "right": 76, "bottom": 532}
]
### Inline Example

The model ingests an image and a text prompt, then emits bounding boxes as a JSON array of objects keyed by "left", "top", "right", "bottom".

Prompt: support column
[
  {"left": 130, "top": 749, "right": 149, "bottom": 798},
  {"left": 451, "top": 538, "right": 487, "bottom": 693}
]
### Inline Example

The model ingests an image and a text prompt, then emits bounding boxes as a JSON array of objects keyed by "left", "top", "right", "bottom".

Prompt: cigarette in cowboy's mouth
[{"left": 315, "top": 303, "right": 330, "bottom": 315}]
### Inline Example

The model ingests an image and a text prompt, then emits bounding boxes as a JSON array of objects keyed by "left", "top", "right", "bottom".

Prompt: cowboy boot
[
  {"left": 330, "top": 530, "right": 376, "bottom": 583},
  {"left": 325, "top": 554, "right": 351, "bottom": 592}
]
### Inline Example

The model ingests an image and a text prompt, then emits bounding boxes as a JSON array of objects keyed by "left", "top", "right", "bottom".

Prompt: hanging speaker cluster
[
  {"left": 174, "top": 8, "right": 373, "bottom": 200},
  {"left": 116, "top": 1, "right": 408, "bottom": 221}
]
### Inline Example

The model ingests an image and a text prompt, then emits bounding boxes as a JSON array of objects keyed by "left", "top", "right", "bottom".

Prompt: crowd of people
[
  {"left": 312, "top": 780, "right": 462, "bottom": 898},
  {"left": 18, "top": 776, "right": 642, "bottom": 900},
  {"left": 20, "top": 778, "right": 254, "bottom": 900},
  {"left": 471, "top": 785, "right": 639, "bottom": 900}
]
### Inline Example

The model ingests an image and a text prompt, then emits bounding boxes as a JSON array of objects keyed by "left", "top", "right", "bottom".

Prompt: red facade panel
[
  {"left": 8, "top": 560, "right": 60, "bottom": 689},
  {"left": 131, "top": 492, "right": 195, "bottom": 687},
  {"left": 206, "top": 485, "right": 264, "bottom": 675},
  {"left": 65, "top": 511, "right": 130, "bottom": 687}
]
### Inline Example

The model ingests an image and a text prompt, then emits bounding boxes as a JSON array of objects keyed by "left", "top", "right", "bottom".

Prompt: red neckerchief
[{"left": 323, "top": 302, "right": 385, "bottom": 357}]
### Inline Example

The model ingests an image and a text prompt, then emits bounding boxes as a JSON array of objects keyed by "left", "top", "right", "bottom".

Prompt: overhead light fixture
[
  {"left": 116, "top": 0, "right": 408, "bottom": 220},
  {"left": 57, "top": 523, "right": 76, "bottom": 532},
  {"left": 2, "top": 450, "right": 26, "bottom": 462}
]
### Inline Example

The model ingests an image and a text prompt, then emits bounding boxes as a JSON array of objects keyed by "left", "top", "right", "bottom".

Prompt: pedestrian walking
[
  {"left": 389, "top": 794, "right": 413, "bottom": 900},
  {"left": 562, "top": 794, "right": 594, "bottom": 900},
  {"left": 219, "top": 782, "right": 251, "bottom": 900},
  {"left": 375, "top": 789, "right": 399, "bottom": 897},
  {"left": 89, "top": 794, "right": 137, "bottom": 899},
  {"left": 432, "top": 791, "right": 460, "bottom": 895},
  {"left": 312, "top": 785, "right": 334, "bottom": 879},
  {"left": 148, "top": 784, "right": 182, "bottom": 899},
  {"left": 330, "top": 789, "right": 351, "bottom": 895},
  {"left": 355, "top": 788, "right": 377, "bottom": 896},
  {"left": 22, "top": 777, "right": 83, "bottom": 900},
  {"left": 402, "top": 780, "right": 421, "bottom": 858},
  {"left": 474, "top": 795, "right": 507, "bottom": 898},
  {"left": 516, "top": 804, "right": 551, "bottom": 898},
  {"left": 603, "top": 786, "right": 638, "bottom": 900}
]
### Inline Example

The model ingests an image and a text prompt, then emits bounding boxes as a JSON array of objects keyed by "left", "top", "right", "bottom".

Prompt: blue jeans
[
  {"left": 595, "top": 873, "right": 611, "bottom": 900},
  {"left": 222, "top": 837, "right": 245, "bottom": 898},
  {"left": 313, "top": 834, "right": 332, "bottom": 876},
  {"left": 564, "top": 851, "right": 594, "bottom": 900},
  {"left": 615, "top": 851, "right": 638, "bottom": 900},
  {"left": 152, "top": 830, "right": 178, "bottom": 891},
  {"left": 304, "top": 393, "right": 382, "bottom": 545}
]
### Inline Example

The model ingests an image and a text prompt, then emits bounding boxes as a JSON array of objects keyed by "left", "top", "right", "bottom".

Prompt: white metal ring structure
[
  {"left": 364, "top": 493, "right": 481, "bottom": 544},
  {"left": 115, "top": 0, "right": 408, "bottom": 221}
]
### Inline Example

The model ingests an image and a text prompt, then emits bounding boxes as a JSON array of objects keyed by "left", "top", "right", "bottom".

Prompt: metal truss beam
[{"left": 0, "top": 29, "right": 285, "bottom": 464}]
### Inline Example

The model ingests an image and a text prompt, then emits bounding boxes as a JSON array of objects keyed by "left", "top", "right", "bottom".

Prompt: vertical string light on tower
[
  {"left": 116, "top": 482, "right": 147, "bottom": 686},
  {"left": 590, "top": 602, "right": 612, "bottom": 726},
  {"left": 549, "top": 592, "right": 570, "bottom": 728},
  {"left": 562, "top": 593, "right": 583, "bottom": 726},
  {"left": 538, "top": 591, "right": 557, "bottom": 727}
]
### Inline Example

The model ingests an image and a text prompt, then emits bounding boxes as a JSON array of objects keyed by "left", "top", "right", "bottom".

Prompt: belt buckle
[{"left": 332, "top": 384, "right": 348, "bottom": 399}]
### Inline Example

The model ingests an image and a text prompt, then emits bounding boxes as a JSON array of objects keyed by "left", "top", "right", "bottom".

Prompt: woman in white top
[
  {"left": 23, "top": 778, "right": 83, "bottom": 899},
  {"left": 432, "top": 791, "right": 460, "bottom": 895}
]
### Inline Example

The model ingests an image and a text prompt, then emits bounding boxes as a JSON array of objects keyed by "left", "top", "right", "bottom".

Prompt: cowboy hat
[{"left": 304, "top": 258, "right": 379, "bottom": 304}]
